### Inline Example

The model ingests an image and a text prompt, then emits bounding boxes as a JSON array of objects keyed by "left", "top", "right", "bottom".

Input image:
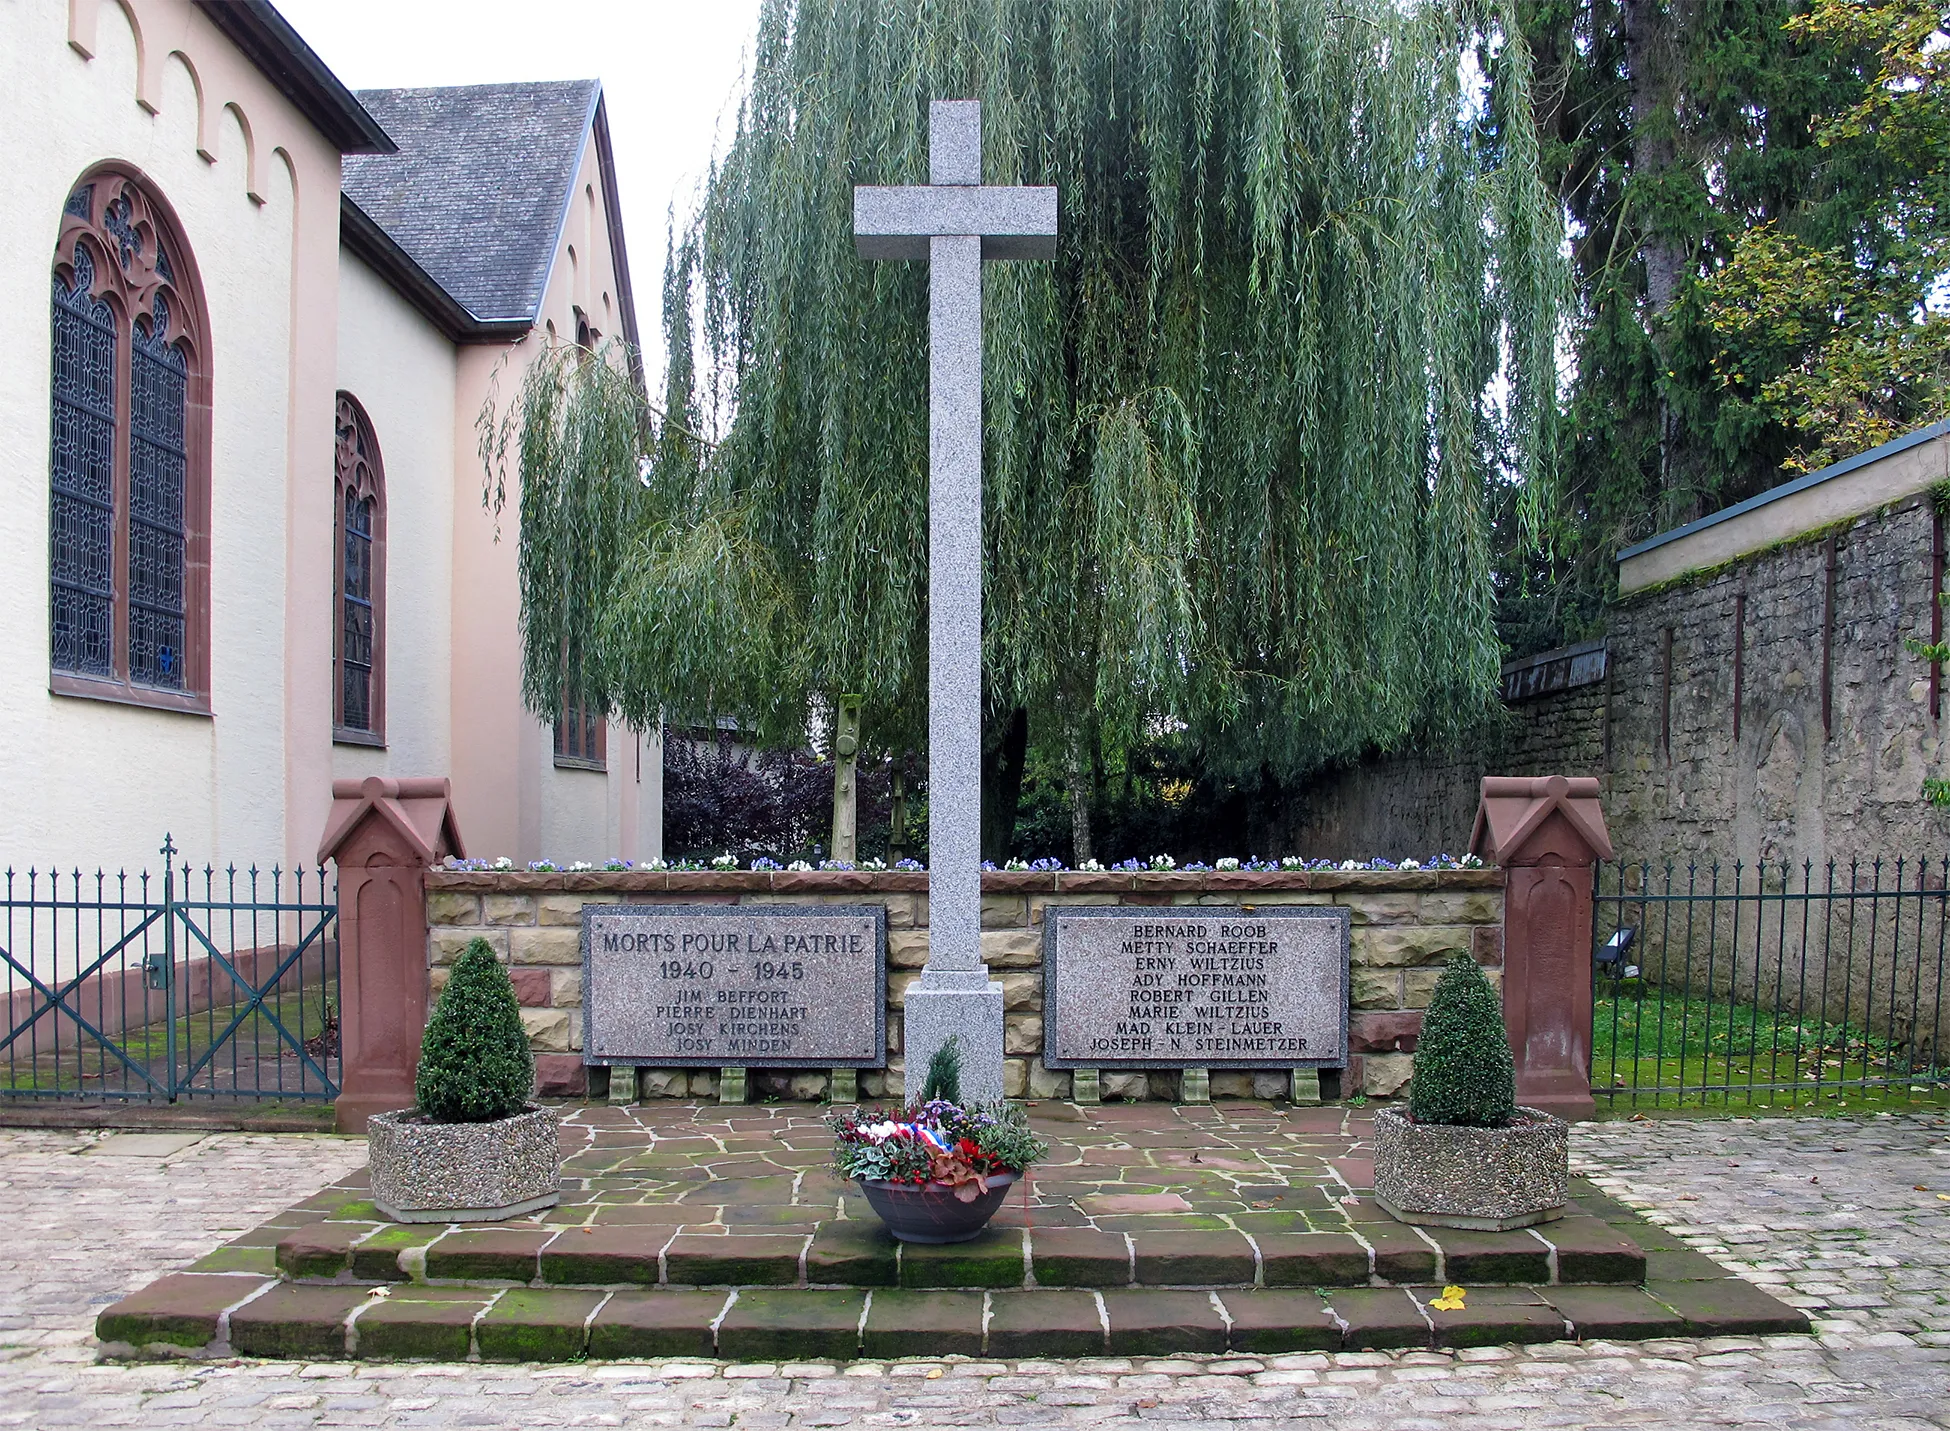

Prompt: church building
[{"left": 0, "top": 0, "right": 662, "bottom": 873}]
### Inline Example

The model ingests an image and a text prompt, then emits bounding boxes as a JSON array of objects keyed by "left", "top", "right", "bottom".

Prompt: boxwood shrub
[
  {"left": 1408, "top": 953, "right": 1517, "bottom": 1127},
  {"left": 415, "top": 937, "right": 533, "bottom": 1123}
]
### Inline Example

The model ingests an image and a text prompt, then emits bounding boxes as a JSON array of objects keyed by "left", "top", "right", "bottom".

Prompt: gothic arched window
[
  {"left": 49, "top": 171, "right": 209, "bottom": 710},
  {"left": 333, "top": 394, "right": 386, "bottom": 743}
]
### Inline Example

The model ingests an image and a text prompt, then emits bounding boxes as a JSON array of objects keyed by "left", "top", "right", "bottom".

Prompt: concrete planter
[
  {"left": 368, "top": 1105, "right": 561, "bottom": 1223},
  {"left": 1372, "top": 1105, "right": 1568, "bottom": 1230}
]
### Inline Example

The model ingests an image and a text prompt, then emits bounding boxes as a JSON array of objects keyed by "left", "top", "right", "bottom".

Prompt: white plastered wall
[
  {"left": 0, "top": 0, "right": 339, "bottom": 874},
  {"left": 332, "top": 250, "right": 456, "bottom": 783}
]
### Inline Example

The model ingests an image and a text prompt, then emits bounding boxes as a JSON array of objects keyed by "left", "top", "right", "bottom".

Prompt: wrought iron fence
[
  {"left": 0, "top": 837, "right": 338, "bottom": 1102},
  {"left": 1592, "top": 858, "right": 1950, "bottom": 1110}
]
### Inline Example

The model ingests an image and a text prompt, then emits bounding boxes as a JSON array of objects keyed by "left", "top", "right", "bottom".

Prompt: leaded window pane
[
  {"left": 49, "top": 248, "right": 116, "bottom": 678},
  {"left": 129, "top": 296, "right": 187, "bottom": 690},
  {"left": 341, "top": 493, "right": 374, "bottom": 730}
]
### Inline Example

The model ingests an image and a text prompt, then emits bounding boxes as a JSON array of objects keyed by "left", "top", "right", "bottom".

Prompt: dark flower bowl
[{"left": 857, "top": 1171, "right": 1019, "bottom": 1243}]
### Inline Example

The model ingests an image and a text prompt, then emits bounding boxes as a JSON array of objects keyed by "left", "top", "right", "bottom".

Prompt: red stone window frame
[
  {"left": 554, "top": 696, "right": 606, "bottom": 772},
  {"left": 333, "top": 393, "right": 387, "bottom": 745},
  {"left": 48, "top": 167, "right": 211, "bottom": 715}
]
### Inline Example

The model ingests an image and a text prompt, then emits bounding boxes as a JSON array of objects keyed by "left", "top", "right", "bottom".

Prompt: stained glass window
[
  {"left": 49, "top": 247, "right": 117, "bottom": 678},
  {"left": 333, "top": 395, "right": 384, "bottom": 739},
  {"left": 129, "top": 296, "right": 188, "bottom": 690},
  {"left": 47, "top": 174, "right": 205, "bottom": 705}
]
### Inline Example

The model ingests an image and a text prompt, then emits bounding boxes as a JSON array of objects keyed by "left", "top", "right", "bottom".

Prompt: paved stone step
[
  {"left": 266, "top": 1205, "right": 1645, "bottom": 1290},
  {"left": 96, "top": 1275, "right": 1809, "bottom": 1362}
]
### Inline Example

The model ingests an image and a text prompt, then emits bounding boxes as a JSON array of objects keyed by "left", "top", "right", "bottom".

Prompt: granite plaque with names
[
  {"left": 1042, "top": 906, "right": 1349, "bottom": 1069},
  {"left": 581, "top": 905, "right": 885, "bottom": 1068}
]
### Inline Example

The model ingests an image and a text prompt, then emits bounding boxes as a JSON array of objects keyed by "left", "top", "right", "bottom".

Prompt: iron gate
[
  {"left": 1592, "top": 857, "right": 1950, "bottom": 1110},
  {"left": 0, "top": 837, "right": 339, "bottom": 1102}
]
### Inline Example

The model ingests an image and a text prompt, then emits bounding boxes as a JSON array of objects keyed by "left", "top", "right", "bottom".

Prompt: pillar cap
[
  {"left": 318, "top": 776, "right": 465, "bottom": 865},
  {"left": 1469, "top": 774, "right": 1613, "bottom": 867}
]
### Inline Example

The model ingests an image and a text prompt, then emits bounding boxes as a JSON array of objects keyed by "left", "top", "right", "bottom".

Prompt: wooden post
[
  {"left": 1470, "top": 776, "right": 1613, "bottom": 1122},
  {"left": 831, "top": 694, "right": 863, "bottom": 863},
  {"left": 317, "top": 777, "right": 464, "bottom": 1133}
]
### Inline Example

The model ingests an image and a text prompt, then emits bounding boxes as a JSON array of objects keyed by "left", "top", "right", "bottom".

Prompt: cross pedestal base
[{"left": 903, "top": 973, "right": 1005, "bottom": 1106}]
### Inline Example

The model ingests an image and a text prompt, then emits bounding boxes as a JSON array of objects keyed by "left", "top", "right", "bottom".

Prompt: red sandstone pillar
[
  {"left": 318, "top": 777, "right": 464, "bottom": 1133},
  {"left": 1469, "top": 775, "right": 1612, "bottom": 1122}
]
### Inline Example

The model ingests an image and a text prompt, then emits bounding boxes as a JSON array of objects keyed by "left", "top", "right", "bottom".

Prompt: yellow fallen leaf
[
  {"left": 365, "top": 1286, "right": 390, "bottom": 1299},
  {"left": 1938, "top": 1194, "right": 1950, "bottom": 1202},
  {"left": 926, "top": 1367, "right": 943, "bottom": 1379},
  {"left": 1429, "top": 1285, "right": 1467, "bottom": 1311}
]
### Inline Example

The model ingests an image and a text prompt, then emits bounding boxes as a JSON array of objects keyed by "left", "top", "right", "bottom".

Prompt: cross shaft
[{"left": 853, "top": 100, "right": 1057, "bottom": 1103}]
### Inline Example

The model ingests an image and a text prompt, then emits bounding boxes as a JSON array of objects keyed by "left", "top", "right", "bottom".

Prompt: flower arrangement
[
  {"left": 829, "top": 1098, "right": 1049, "bottom": 1200},
  {"left": 447, "top": 851, "right": 1487, "bottom": 874}
]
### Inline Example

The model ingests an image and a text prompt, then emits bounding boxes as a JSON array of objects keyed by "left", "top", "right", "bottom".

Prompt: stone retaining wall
[{"left": 422, "top": 869, "right": 1505, "bottom": 1103}]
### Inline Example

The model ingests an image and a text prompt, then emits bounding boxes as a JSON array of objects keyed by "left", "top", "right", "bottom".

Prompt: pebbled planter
[
  {"left": 1373, "top": 1105, "right": 1568, "bottom": 1231},
  {"left": 857, "top": 1172, "right": 1018, "bottom": 1243},
  {"left": 368, "top": 1105, "right": 561, "bottom": 1223}
]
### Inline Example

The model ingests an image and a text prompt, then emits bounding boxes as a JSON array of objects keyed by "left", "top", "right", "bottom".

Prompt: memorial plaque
[
  {"left": 582, "top": 905, "right": 885, "bottom": 1068},
  {"left": 1042, "top": 906, "right": 1349, "bottom": 1069}
]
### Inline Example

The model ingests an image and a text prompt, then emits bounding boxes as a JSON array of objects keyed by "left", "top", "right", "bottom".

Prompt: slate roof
[{"left": 343, "top": 80, "right": 600, "bottom": 325}]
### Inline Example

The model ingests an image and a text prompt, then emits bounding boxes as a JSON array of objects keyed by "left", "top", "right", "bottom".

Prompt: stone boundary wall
[{"left": 423, "top": 869, "right": 1505, "bottom": 1104}]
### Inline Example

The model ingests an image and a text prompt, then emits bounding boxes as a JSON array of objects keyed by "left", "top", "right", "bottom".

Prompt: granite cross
[{"left": 854, "top": 100, "right": 1058, "bottom": 1103}]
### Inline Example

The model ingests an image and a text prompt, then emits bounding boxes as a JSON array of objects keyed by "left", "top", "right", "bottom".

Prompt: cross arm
[{"left": 853, "top": 185, "right": 1058, "bottom": 261}]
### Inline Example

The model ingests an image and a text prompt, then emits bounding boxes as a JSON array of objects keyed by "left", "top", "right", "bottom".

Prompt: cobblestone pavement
[{"left": 1, "top": 1112, "right": 1947, "bottom": 1428}]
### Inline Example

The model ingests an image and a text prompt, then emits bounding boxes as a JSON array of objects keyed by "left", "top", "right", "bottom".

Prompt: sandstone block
[
  {"left": 998, "top": 971, "right": 1041, "bottom": 1011},
  {"left": 1210, "top": 1071, "right": 1253, "bottom": 1098},
  {"left": 1025, "top": 1061, "right": 1071, "bottom": 1099},
  {"left": 426, "top": 893, "right": 481, "bottom": 927},
  {"left": 509, "top": 927, "right": 582, "bottom": 967},
  {"left": 641, "top": 1069, "right": 688, "bottom": 1099},
  {"left": 687, "top": 1070, "right": 720, "bottom": 1098},
  {"left": 483, "top": 895, "right": 538, "bottom": 926},
  {"left": 521, "top": 1009, "right": 573, "bottom": 1052},
  {"left": 1352, "top": 968, "right": 1403, "bottom": 1010},
  {"left": 1004, "top": 1014, "right": 1043, "bottom": 1054},
  {"left": 1341, "top": 894, "right": 1418, "bottom": 925},
  {"left": 1351, "top": 925, "right": 1475, "bottom": 968},
  {"left": 982, "top": 894, "right": 1030, "bottom": 928},
  {"left": 980, "top": 928, "right": 1041, "bottom": 968},
  {"left": 537, "top": 895, "right": 590, "bottom": 926},
  {"left": 888, "top": 969, "right": 923, "bottom": 1009},
  {"left": 550, "top": 968, "right": 582, "bottom": 1007},
  {"left": 431, "top": 928, "right": 505, "bottom": 966},
  {"left": 879, "top": 894, "right": 923, "bottom": 929},
  {"left": 1102, "top": 1071, "right": 1150, "bottom": 1101},
  {"left": 1003, "top": 1058, "right": 1028, "bottom": 1098},
  {"left": 1416, "top": 891, "right": 1502, "bottom": 924},
  {"left": 887, "top": 931, "right": 931, "bottom": 969},
  {"left": 1027, "top": 894, "right": 1120, "bottom": 924},
  {"left": 1363, "top": 1052, "right": 1414, "bottom": 1097}
]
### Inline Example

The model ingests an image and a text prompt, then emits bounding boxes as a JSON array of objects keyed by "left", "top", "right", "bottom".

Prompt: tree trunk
[
  {"left": 980, "top": 706, "right": 1029, "bottom": 865},
  {"left": 1621, "top": 0, "right": 1694, "bottom": 514},
  {"left": 829, "top": 694, "right": 862, "bottom": 863},
  {"left": 888, "top": 763, "right": 908, "bottom": 863},
  {"left": 1065, "top": 723, "right": 1094, "bottom": 866}
]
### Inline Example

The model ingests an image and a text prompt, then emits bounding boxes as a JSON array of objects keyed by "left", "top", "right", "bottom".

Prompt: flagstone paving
[
  {"left": 0, "top": 1109, "right": 1945, "bottom": 1426},
  {"left": 92, "top": 1103, "right": 1805, "bottom": 1360}
]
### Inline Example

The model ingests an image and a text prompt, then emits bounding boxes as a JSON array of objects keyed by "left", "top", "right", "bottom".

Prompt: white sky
[{"left": 273, "top": 0, "right": 765, "bottom": 353}]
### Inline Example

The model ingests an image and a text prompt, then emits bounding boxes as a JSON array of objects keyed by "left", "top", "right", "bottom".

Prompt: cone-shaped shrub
[
  {"left": 1408, "top": 953, "right": 1517, "bottom": 1127},
  {"left": 415, "top": 938, "right": 533, "bottom": 1123}
]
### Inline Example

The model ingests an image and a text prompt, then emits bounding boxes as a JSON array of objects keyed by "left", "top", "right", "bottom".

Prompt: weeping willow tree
[{"left": 492, "top": 0, "right": 1564, "bottom": 852}]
